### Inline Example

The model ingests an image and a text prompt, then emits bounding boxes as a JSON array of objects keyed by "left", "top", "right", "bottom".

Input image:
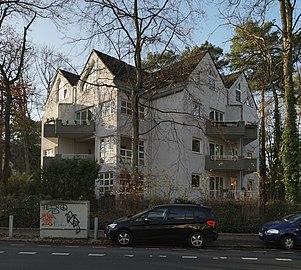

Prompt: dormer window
[
  {"left": 236, "top": 83, "right": 241, "bottom": 102},
  {"left": 208, "top": 67, "right": 215, "bottom": 90}
]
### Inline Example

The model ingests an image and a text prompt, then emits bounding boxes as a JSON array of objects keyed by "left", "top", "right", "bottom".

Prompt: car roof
[{"left": 153, "top": 204, "right": 212, "bottom": 211}]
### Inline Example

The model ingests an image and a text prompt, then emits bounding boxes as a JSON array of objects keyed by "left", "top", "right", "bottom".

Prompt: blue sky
[{"left": 27, "top": 1, "right": 286, "bottom": 70}]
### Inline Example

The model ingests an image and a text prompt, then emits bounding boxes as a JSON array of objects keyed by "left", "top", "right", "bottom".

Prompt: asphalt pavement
[{"left": 0, "top": 228, "right": 269, "bottom": 249}]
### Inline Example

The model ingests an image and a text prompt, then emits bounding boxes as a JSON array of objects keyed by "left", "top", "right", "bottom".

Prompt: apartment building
[{"left": 41, "top": 49, "right": 259, "bottom": 201}]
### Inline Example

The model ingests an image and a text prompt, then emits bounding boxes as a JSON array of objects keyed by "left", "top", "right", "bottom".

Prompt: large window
[
  {"left": 100, "top": 100, "right": 115, "bottom": 117},
  {"left": 209, "top": 109, "right": 224, "bottom": 122},
  {"left": 76, "top": 107, "right": 95, "bottom": 124},
  {"left": 99, "top": 137, "right": 114, "bottom": 163},
  {"left": 209, "top": 143, "right": 224, "bottom": 159},
  {"left": 120, "top": 137, "right": 144, "bottom": 165},
  {"left": 96, "top": 171, "right": 114, "bottom": 195},
  {"left": 192, "top": 138, "right": 203, "bottom": 154},
  {"left": 209, "top": 176, "right": 224, "bottom": 198},
  {"left": 121, "top": 99, "right": 145, "bottom": 119}
]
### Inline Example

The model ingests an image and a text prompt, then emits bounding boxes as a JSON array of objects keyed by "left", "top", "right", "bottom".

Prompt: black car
[
  {"left": 104, "top": 204, "right": 218, "bottom": 248},
  {"left": 259, "top": 212, "right": 301, "bottom": 249}
]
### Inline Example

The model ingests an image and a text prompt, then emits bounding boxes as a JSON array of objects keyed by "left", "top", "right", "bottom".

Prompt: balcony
[
  {"left": 205, "top": 155, "right": 257, "bottom": 173},
  {"left": 205, "top": 121, "right": 257, "bottom": 144},
  {"left": 208, "top": 190, "right": 258, "bottom": 200},
  {"left": 44, "top": 119, "right": 95, "bottom": 139},
  {"left": 43, "top": 154, "right": 94, "bottom": 167}
]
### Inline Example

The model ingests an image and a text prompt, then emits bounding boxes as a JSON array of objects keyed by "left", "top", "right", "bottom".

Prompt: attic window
[
  {"left": 236, "top": 83, "right": 241, "bottom": 102},
  {"left": 208, "top": 67, "right": 215, "bottom": 90}
]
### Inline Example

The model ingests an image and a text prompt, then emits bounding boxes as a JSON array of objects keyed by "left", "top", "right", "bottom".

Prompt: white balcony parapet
[
  {"left": 61, "top": 154, "right": 94, "bottom": 159},
  {"left": 61, "top": 119, "right": 92, "bottom": 125},
  {"left": 210, "top": 155, "right": 238, "bottom": 161}
]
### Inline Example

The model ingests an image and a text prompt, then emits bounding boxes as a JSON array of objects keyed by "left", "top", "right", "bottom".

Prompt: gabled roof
[
  {"left": 222, "top": 72, "right": 241, "bottom": 88},
  {"left": 146, "top": 51, "right": 207, "bottom": 89},
  {"left": 94, "top": 49, "right": 207, "bottom": 88},
  {"left": 94, "top": 49, "right": 140, "bottom": 84},
  {"left": 59, "top": 69, "right": 79, "bottom": 86}
]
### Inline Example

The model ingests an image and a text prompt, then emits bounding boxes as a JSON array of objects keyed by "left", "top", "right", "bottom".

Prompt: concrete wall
[{"left": 40, "top": 200, "right": 90, "bottom": 239}]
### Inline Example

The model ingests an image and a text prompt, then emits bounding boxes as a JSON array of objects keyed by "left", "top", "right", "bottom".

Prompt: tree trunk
[
  {"left": 279, "top": 0, "right": 300, "bottom": 202},
  {"left": 3, "top": 81, "right": 12, "bottom": 195}
]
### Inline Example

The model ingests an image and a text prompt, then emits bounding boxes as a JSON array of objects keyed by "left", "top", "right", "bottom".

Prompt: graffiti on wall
[{"left": 40, "top": 202, "right": 82, "bottom": 234}]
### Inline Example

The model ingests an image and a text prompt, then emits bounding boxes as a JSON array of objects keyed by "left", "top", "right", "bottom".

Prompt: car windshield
[{"left": 281, "top": 212, "right": 301, "bottom": 222}]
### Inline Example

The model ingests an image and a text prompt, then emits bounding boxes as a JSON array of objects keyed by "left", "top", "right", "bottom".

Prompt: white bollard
[
  {"left": 94, "top": 217, "right": 98, "bottom": 240},
  {"left": 9, "top": 215, "right": 13, "bottom": 238}
]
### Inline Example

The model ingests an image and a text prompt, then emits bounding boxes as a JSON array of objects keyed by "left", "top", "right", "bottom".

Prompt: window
[
  {"left": 192, "top": 138, "right": 203, "bottom": 153},
  {"left": 100, "top": 100, "right": 115, "bottom": 117},
  {"left": 121, "top": 100, "right": 132, "bottom": 115},
  {"left": 191, "top": 103, "right": 201, "bottom": 117},
  {"left": 168, "top": 207, "right": 186, "bottom": 220},
  {"left": 209, "top": 143, "right": 224, "bottom": 159},
  {"left": 209, "top": 176, "right": 224, "bottom": 198},
  {"left": 208, "top": 67, "right": 215, "bottom": 90},
  {"left": 192, "top": 174, "right": 201, "bottom": 188},
  {"left": 247, "top": 152, "right": 253, "bottom": 159},
  {"left": 58, "top": 80, "right": 67, "bottom": 101},
  {"left": 120, "top": 137, "right": 144, "bottom": 165},
  {"left": 44, "top": 149, "right": 54, "bottom": 157},
  {"left": 147, "top": 208, "right": 168, "bottom": 220},
  {"left": 76, "top": 107, "right": 95, "bottom": 124},
  {"left": 121, "top": 99, "right": 145, "bottom": 119},
  {"left": 236, "top": 83, "right": 241, "bottom": 102},
  {"left": 99, "top": 137, "right": 114, "bottom": 163},
  {"left": 96, "top": 172, "right": 114, "bottom": 195},
  {"left": 209, "top": 109, "right": 224, "bottom": 122},
  {"left": 247, "top": 180, "right": 253, "bottom": 191}
]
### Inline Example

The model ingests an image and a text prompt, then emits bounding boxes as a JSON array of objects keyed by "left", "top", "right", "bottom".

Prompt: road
[{"left": 0, "top": 242, "right": 300, "bottom": 270}]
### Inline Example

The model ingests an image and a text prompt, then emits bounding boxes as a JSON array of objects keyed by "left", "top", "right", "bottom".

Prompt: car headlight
[
  {"left": 108, "top": 223, "right": 117, "bottom": 229},
  {"left": 266, "top": 229, "right": 280, "bottom": 234}
]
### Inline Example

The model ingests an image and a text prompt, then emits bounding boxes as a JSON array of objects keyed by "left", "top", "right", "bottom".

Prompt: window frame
[{"left": 191, "top": 174, "right": 201, "bottom": 189}]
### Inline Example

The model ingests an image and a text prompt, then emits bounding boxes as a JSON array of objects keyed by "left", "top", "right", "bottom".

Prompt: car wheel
[
  {"left": 188, "top": 232, "right": 205, "bottom": 248},
  {"left": 281, "top": 235, "right": 295, "bottom": 250},
  {"left": 115, "top": 230, "right": 133, "bottom": 246}
]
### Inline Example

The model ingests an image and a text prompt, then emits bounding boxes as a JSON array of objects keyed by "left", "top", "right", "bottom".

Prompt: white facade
[{"left": 41, "top": 50, "right": 259, "bottom": 202}]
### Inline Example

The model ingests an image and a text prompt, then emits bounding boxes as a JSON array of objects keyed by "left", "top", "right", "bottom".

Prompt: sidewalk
[{"left": 0, "top": 228, "right": 267, "bottom": 248}]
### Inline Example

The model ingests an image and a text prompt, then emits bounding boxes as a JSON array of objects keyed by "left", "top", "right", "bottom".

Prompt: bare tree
[
  {"left": 0, "top": 0, "right": 70, "bottom": 194},
  {"left": 70, "top": 0, "right": 202, "bottom": 184}
]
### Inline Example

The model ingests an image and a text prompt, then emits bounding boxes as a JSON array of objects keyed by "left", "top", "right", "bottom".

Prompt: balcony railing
[
  {"left": 43, "top": 119, "right": 95, "bottom": 139},
  {"left": 43, "top": 154, "right": 94, "bottom": 167},
  {"left": 208, "top": 190, "right": 258, "bottom": 200},
  {"left": 205, "top": 155, "right": 257, "bottom": 173},
  {"left": 205, "top": 120, "right": 257, "bottom": 144}
]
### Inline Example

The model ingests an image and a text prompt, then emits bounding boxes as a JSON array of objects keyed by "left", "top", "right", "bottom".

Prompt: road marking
[
  {"left": 213, "top": 257, "right": 218, "bottom": 260},
  {"left": 220, "top": 257, "right": 228, "bottom": 260},
  {"left": 88, "top": 253, "right": 106, "bottom": 257},
  {"left": 10, "top": 244, "right": 24, "bottom": 247},
  {"left": 18, "top": 252, "right": 37, "bottom": 255},
  {"left": 182, "top": 256, "right": 197, "bottom": 259},
  {"left": 124, "top": 254, "right": 134, "bottom": 257},
  {"left": 0, "top": 251, "right": 5, "bottom": 254},
  {"left": 51, "top": 253, "right": 70, "bottom": 256},
  {"left": 159, "top": 255, "right": 167, "bottom": 258},
  {"left": 241, "top": 257, "right": 258, "bottom": 261},
  {"left": 275, "top": 258, "right": 292, "bottom": 262}
]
